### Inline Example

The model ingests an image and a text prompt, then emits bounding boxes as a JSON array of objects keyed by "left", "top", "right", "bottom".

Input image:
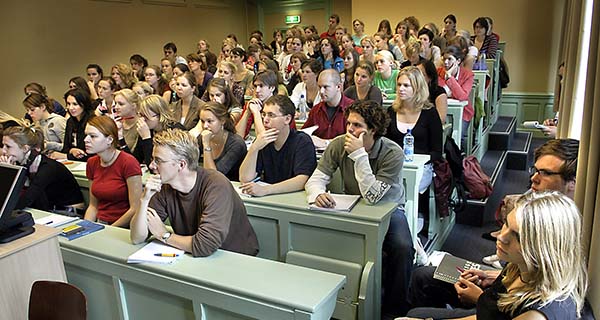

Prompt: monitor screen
[{"left": 0, "top": 163, "right": 27, "bottom": 223}]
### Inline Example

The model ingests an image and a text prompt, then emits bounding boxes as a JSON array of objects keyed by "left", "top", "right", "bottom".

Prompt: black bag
[
  {"left": 442, "top": 136, "right": 467, "bottom": 212},
  {"left": 499, "top": 57, "right": 510, "bottom": 89}
]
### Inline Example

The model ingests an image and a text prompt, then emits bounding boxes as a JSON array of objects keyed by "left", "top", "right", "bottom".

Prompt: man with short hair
[
  {"left": 305, "top": 100, "right": 414, "bottom": 317},
  {"left": 320, "top": 14, "right": 340, "bottom": 39},
  {"left": 130, "top": 129, "right": 259, "bottom": 257},
  {"left": 239, "top": 95, "right": 316, "bottom": 197},
  {"left": 406, "top": 138, "right": 580, "bottom": 318},
  {"left": 302, "top": 69, "right": 354, "bottom": 148},
  {"left": 163, "top": 42, "right": 187, "bottom": 65}
]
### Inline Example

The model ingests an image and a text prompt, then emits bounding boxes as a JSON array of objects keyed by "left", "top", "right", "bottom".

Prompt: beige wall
[
  {"left": 0, "top": 0, "right": 249, "bottom": 117},
  {"left": 352, "top": 0, "right": 564, "bottom": 94}
]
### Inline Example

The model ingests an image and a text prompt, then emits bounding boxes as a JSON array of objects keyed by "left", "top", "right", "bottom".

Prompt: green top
[{"left": 373, "top": 69, "right": 399, "bottom": 100}]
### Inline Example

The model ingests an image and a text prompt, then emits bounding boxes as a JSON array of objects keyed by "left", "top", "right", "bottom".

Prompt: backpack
[
  {"left": 499, "top": 57, "right": 510, "bottom": 89},
  {"left": 463, "top": 155, "right": 493, "bottom": 199},
  {"left": 434, "top": 136, "right": 467, "bottom": 213}
]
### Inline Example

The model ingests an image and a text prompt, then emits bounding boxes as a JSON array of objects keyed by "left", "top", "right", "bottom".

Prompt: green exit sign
[{"left": 285, "top": 15, "right": 301, "bottom": 24}]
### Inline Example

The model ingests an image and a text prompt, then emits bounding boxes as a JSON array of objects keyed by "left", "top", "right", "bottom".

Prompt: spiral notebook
[{"left": 433, "top": 253, "right": 496, "bottom": 284}]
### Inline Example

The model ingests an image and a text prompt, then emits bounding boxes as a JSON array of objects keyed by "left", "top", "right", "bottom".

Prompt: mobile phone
[{"left": 62, "top": 224, "right": 85, "bottom": 236}]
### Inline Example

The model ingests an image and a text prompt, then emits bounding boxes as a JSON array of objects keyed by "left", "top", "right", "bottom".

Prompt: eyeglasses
[
  {"left": 150, "top": 157, "right": 176, "bottom": 165},
  {"left": 261, "top": 112, "right": 285, "bottom": 119},
  {"left": 529, "top": 166, "right": 562, "bottom": 177}
]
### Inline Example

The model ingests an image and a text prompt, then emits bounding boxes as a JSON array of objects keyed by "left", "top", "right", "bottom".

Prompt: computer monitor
[{"left": 0, "top": 163, "right": 34, "bottom": 242}]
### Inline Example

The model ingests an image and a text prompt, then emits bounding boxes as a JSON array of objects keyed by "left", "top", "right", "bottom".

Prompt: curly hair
[{"left": 345, "top": 100, "right": 390, "bottom": 138}]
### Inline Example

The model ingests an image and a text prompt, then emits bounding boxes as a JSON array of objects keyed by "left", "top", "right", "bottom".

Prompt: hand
[
  {"left": 169, "top": 78, "right": 177, "bottom": 91},
  {"left": 115, "top": 120, "right": 124, "bottom": 140},
  {"left": 69, "top": 148, "right": 87, "bottom": 159},
  {"left": 248, "top": 99, "right": 262, "bottom": 115},
  {"left": 314, "top": 193, "right": 336, "bottom": 208},
  {"left": 344, "top": 132, "right": 365, "bottom": 154},
  {"left": 542, "top": 118, "right": 557, "bottom": 126},
  {"left": 240, "top": 182, "right": 270, "bottom": 197},
  {"left": 146, "top": 207, "right": 168, "bottom": 239},
  {"left": 0, "top": 154, "right": 16, "bottom": 164},
  {"left": 542, "top": 125, "right": 557, "bottom": 138},
  {"left": 200, "top": 129, "right": 213, "bottom": 145},
  {"left": 252, "top": 128, "right": 278, "bottom": 151},
  {"left": 447, "top": 61, "right": 459, "bottom": 78},
  {"left": 143, "top": 174, "right": 162, "bottom": 201},
  {"left": 454, "top": 275, "right": 484, "bottom": 305},
  {"left": 48, "top": 151, "right": 67, "bottom": 160},
  {"left": 136, "top": 117, "right": 151, "bottom": 140}
]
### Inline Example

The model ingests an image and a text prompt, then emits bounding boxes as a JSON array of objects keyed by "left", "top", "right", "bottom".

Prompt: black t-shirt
[
  {"left": 385, "top": 107, "right": 443, "bottom": 161},
  {"left": 256, "top": 130, "right": 317, "bottom": 184}
]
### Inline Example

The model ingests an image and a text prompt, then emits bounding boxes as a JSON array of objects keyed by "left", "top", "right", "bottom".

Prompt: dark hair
[
  {"left": 444, "top": 14, "right": 457, "bottom": 24},
  {"left": 130, "top": 54, "right": 148, "bottom": 67},
  {"left": 301, "top": 58, "right": 324, "bottom": 75},
  {"left": 416, "top": 59, "right": 439, "bottom": 87},
  {"left": 201, "top": 102, "right": 236, "bottom": 133},
  {"left": 321, "top": 37, "right": 341, "bottom": 60},
  {"left": 356, "top": 60, "right": 376, "bottom": 77},
  {"left": 227, "top": 33, "right": 238, "bottom": 42},
  {"left": 343, "top": 48, "right": 360, "bottom": 85},
  {"left": 87, "top": 116, "right": 119, "bottom": 148},
  {"left": 178, "top": 72, "right": 197, "bottom": 88},
  {"left": 173, "top": 63, "right": 190, "bottom": 73},
  {"left": 305, "top": 25, "right": 318, "bottom": 34},
  {"left": 264, "top": 95, "right": 295, "bottom": 118},
  {"left": 24, "top": 82, "right": 48, "bottom": 96},
  {"left": 443, "top": 45, "right": 465, "bottom": 62},
  {"left": 345, "top": 100, "right": 390, "bottom": 138},
  {"left": 87, "top": 64, "right": 104, "bottom": 78},
  {"left": 404, "top": 16, "right": 421, "bottom": 32},
  {"left": 64, "top": 88, "right": 94, "bottom": 117},
  {"left": 534, "top": 139, "right": 579, "bottom": 182},
  {"left": 253, "top": 70, "right": 278, "bottom": 94},
  {"left": 417, "top": 28, "right": 435, "bottom": 43},
  {"left": 186, "top": 53, "right": 207, "bottom": 71},
  {"left": 23, "top": 93, "right": 55, "bottom": 113},
  {"left": 377, "top": 19, "right": 393, "bottom": 37},
  {"left": 473, "top": 17, "right": 490, "bottom": 33},
  {"left": 230, "top": 47, "right": 247, "bottom": 62},
  {"left": 99, "top": 77, "right": 118, "bottom": 91},
  {"left": 260, "top": 59, "right": 285, "bottom": 85},
  {"left": 330, "top": 14, "right": 340, "bottom": 24},
  {"left": 206, "top": 78, "right": 239, "bottom": 110},
  {"left": 163, "top": 42, "right": 177, "bottom": 53},
  {"left": 69, "top": 76, "right": 91, "bottom": 97}
]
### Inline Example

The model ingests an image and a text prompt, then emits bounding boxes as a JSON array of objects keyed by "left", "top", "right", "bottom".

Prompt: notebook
[
  {"left": 60, "top": 220, "right": 105, "bottom": 241},
  {"left": 127, "top": 240, "right": 184, "bottom": 264},
  {"left": 35, "top": 215, "right": 79, "bottom": 228},
  {"left": 433, "top": 253, "right": 496, "bottom": 284},
  {"left": 308, "top": 194, "right": 361, "bottom": 212}
]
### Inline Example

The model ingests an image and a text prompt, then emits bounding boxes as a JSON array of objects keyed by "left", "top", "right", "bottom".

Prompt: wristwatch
[
  {"left": 161, "top": 231, "right": 172, "bottom": 243},
  {"left": 204, "top": 146, "right": 213, "bottom": 152}
]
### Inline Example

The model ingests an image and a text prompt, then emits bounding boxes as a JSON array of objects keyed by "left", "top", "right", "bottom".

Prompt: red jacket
[{"left": 437, "top": 67, "right": 475, "bottom": 122}]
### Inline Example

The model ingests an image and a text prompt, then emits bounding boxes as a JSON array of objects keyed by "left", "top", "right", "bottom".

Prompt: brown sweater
[{"left": 149, "top": 168, "right": 259, "bottom": 257}]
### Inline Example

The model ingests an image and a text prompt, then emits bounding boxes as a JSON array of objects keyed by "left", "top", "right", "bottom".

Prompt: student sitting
[
  {"left": 22, "top": 93, "right": 66, "bottom": 153},
  {"left": 239, "top": 95, "right": 317, "bottom": 196},
  {"left": 170, "top": 72, "right": 205, "bottom": 130},
  {"left": 302, "top": 69, "right": 354, "bottom": 148},
  {"left": 130, "top": 129, "right": 259, "bottom": 257},
  {"left": 305, "top": 100, "right": 414, "bottom": 317},
  {"left": 84, "top": 116, "right": 143, "bottom": 227},
  {"left": 52, "top": 89, "right": 95, "bottom": 161},
  {"left": 372, "top": 50, "right": 399, "bottom": 100},
  {"left": 0, "top": 119, "right": 84, "bottom": 213},
  {"left": 343, "top": 60, "right": 383, "bottom": 105},
  {"left": 198, "top": 102, "right": 247, "bottom": 181}
]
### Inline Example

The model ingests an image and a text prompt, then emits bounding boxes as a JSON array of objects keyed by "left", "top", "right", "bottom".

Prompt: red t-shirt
[
  {"left": 86, "top": 152, "right": 142, "bottom": 223},
  {"left": 302, "top": 95, "right": 354, "bottom": 139}
]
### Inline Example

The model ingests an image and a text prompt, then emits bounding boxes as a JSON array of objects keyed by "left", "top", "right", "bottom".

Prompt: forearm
[
  {"left": 130, "top": 199, "right": 150, "bottom": 244},
  {"left": 349, "top": 148, "right": 390, "bottom": 204},
  {"left": 111, "top": 207, "right": 136, "bottom": 228},
  {"left": 239, "top": 147, "right": 259, "bottom": 182},
  {"left": 164, "top": 234, "right": 194, "bottom": 254},
  {"left": 266, "top": 174, "right": 309, "bottom": 195},
  {"left": 202, "top": 150, "right": 218, "bottom": 171},
  {"left": 84, "top": 205, "right": 98, "bottom": 222},
  {"left": 305, "top": 169, "right": 331, "bottom": 203},
  {"left": 252, "top": 111, "right": 265, "bottom": 135},
  {"left": 235, "top": 109, "right": 251, "bottom": 138}
]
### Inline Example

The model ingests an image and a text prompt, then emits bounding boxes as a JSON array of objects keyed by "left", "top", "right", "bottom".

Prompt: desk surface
[
  {"left": 0, "top": 223, "right": 60, "bottom": 259},
  {"left": 32, "top": 210, "right": 345, "bottom": 315}
]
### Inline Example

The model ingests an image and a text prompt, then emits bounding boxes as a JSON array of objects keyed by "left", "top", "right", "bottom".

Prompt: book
[
  {"left": 60, "top": 220, "right": 105, "bottom": 241},
  {"left": 308, "top": 194, "right": 361, "bottom": 212},
  {"left": 433, "top": 253, "right": 496, "bottom": 284},
  {"left": 127, "top": 240, "right": 184, "bottom": 264},
  {"left": 34, "top": 215, "right": 79, "bottom": 228}
]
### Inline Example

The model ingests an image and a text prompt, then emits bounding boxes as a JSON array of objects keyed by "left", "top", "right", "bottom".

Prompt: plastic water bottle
[
  {"left": 403, "top": 129, "right": 414, "bottom": 162},
  {"left": 298, "top": 94, "right": 308, "bottom": 121}
]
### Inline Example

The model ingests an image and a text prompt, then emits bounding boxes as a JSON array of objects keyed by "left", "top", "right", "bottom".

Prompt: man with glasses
[
  {"left": 130, "top": 128, "right": 259, "bottom": 257},
  {"left": 405, "top": 138, "right": 580, "bottom": 319},
  {"left": 239, "top": 95, "right": 317, "bottom": 197},
  {"left": 302, "top": 69, "right": 354, "bottom": 149}
]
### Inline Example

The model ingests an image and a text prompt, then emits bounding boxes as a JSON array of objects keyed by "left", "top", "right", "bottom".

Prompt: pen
[
  {"left": 44, "top": 221, "right": 53, "bottom": 225},
  {"left": 154, "top": 253, "right": 179, "bottom": 257},
  {"left": 456, "top": 266, "right": 465, "bottom": 273},
  {"left": 250, "top": 176, "right": 261, "bottom": 183}
]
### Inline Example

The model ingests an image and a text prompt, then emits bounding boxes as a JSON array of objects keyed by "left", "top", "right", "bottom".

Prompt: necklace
[
  {"left": 101, "top": 149, "right": 118, "bottom": 167},
  {"left": 211, "top": 131, "right": 227, "bottom": 148}
]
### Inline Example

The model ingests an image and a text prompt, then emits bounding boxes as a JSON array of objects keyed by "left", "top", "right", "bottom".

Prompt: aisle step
[
  {"left": 488, "top": 116, "right": 516, "bottom": 150},
  {"left": 506, "top": 132, "right": 532, "bottom": 170}
]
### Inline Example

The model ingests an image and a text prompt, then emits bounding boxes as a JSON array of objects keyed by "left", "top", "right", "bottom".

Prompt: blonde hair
[
  {"left": 392, "top": 66, "right": 432, "bottom": 112},
  {"left": 153, "top": 129, "right": 199, "bottom": 171},
  {"left": 405, "top": 39, "right": 422, "bottom": 57},
  {"left": 375, "top": 50, "right": 395, "bottom": 68},
  {"left": 114, "top": 89, "right": 140, "bottom": 113},
  {"left": 132, "top": 81, "right": 154, "bottom": 96},
  {"left": 112, "top": 63, "right": 137, "bottom": 89},
  {"left": 360, "top": 36, "right": 376, "bottom": 50},
  {"left": 0, "top": 111, "right": 44, "bottom": 150},
  {"left": 498, "top": 191, "right": 587, "bottom": 317},
  {"left": 139, "top": 95, "right": 176, "bottom": 129}
]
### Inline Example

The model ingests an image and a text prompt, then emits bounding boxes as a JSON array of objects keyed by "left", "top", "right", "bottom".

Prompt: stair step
[
  {"left": 506, "top": 132, "right": 533, "bottom": 170},
  {"left": 488, "top": 116, "right": 516, "bottom": 150}
]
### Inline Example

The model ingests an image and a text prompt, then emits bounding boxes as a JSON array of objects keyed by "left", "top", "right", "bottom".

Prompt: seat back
[{"left": 28, "top": 281, "right": 87, "bottom": 320}]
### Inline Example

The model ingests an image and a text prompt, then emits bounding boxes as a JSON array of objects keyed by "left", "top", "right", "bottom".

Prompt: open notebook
[
  {"left": 127, "top": 240, "right": 184, "bottom": 264},
  {"left": 309, "top": 194, "right": 361, "bottom": 213},
  {"left": 433, "top": 253, "right": 496, "bottom": 284}
]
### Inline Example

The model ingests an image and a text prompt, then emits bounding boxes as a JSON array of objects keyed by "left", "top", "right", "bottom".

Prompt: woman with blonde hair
[
  {"left": 111, "top": 63, "right": 137, "bottom": 89},
  {"left": 134, "top": 95, "right": 184, "bottom": 166},
  {"left": 208, "top": 60, "right": 244, "bottom": 105},
  {"left": 113, "top": 89, "right": 140, "bottom": 154},
  {"left": 360, "top": 36, "right": 376, "bottom": 63},
  {"left": 198, "top": 102, "right": 247, "bottom": 181},
  {"left": 385, "top": 66, "right": 442, "bottom": 194},
  {"left": 131, "top": 81, "right": 153, "bottom": 99},
  {"left": 399, "top": 40, "right": 425, "bottom": 69},
  {"left": 84, "top": 116, "right": 142, "bottom": 227},
  {"left": 372, "top": 50, "right": 399, "bottom": 100}
]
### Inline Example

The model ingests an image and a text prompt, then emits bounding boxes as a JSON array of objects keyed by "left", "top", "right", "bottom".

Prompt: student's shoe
[{"left": 414, "top": 238, "right": 429, "bottom": 266}]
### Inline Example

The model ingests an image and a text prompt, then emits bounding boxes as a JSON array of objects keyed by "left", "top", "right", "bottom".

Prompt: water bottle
[
  {"left": 403, "top": 129, "right": 414, "bottom": 162},
  {"left": 298, "top": 94, "right": 308, "bottom": 121}
]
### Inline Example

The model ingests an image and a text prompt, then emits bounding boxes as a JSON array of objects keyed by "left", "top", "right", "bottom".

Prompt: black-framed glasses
[{"left": 529, "top": 166, "right": 562, "bottom": 177}]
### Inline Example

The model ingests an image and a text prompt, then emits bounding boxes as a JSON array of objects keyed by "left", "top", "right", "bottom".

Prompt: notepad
[
  {"left": 433, "top": 253, "right": 496, "bottom": 284},
  {"left": 35, "top": 215, "right": 79, "bottom": 228},
  {"left": 60, "top": 220, "right": 105, "bottom": 241},
  {"left": 127, "top": 240, "right": 184, "bottom": 264},
  {"left": 300, "top": 125, "right": 319, "bottom": 136},
  {"left": 308, "top": 194, "right": 361, "bottom": 212}
]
